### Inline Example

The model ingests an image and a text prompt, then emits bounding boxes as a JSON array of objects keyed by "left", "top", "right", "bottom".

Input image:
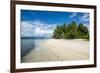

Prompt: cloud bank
[{"left": 21, "top": 20, "right": 56, "bottom": 38}]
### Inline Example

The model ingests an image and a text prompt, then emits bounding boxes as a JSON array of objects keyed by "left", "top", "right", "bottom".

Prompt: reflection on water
[{"left": 21, "top": 38, "right": 47, "bottom": 61}]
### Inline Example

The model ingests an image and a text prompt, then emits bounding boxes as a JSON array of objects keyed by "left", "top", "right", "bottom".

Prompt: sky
[{"left": 21, "top": 9, "right": 90, "bottom": 38}]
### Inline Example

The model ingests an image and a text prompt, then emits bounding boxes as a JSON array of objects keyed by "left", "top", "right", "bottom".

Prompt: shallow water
[{"left": 21, "top": 38, "right": 47, "bottom": 60}]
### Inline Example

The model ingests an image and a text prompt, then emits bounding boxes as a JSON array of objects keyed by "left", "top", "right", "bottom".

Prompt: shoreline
[{"left": 22, "top": 39, "right": 89, "bottom": 62}]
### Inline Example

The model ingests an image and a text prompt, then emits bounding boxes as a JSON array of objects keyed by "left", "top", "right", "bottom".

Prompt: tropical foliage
[{"left": 52, "top": 21, "right": 89, "bottom": 39}]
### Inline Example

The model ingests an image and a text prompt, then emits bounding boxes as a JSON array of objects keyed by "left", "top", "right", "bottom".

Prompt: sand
[{"left": 22, "top": 39, "right": 89, "bottom": 62}]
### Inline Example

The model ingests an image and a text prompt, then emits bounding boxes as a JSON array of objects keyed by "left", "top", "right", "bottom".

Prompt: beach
[{"left": 22, "top": 39, "right": 89, "bottom": 62}]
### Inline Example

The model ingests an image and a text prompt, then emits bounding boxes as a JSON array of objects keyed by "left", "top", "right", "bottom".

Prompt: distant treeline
[{"left": 52, "top": 21, "right": 89, "bottom": 39}]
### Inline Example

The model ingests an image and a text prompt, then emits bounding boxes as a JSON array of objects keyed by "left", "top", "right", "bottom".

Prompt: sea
[{"left": 21, "top": 37, "right": 49, "bottom": 59}]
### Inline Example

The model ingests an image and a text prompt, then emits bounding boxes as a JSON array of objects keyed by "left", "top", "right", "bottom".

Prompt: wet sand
[{"left": 22, "top": 39, "right": 89, "bottom": 62}]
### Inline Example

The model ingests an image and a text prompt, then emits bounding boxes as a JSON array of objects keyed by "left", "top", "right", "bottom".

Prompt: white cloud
[
  {"left": 79, "top": 13, "right": 90, "bottom": 31},
  {"left": 79, "top": 13, "right": 89, "bottom": 22},
  {"left": 21, "top": 20, "right": 56, "bottom": 38},
  {"left": 21, "top": 21, "right": 35, "bottom": 37},
  {"left": 83, "top": 23, "right": 90, "bottom": 31},
  {"left": 69, "top": 13, "right": 77, "bottom": 18}
]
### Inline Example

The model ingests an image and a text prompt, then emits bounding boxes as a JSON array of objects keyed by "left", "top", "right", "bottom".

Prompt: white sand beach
[{"left": 22, "top": 39, "right": 89, "bottom": 62}]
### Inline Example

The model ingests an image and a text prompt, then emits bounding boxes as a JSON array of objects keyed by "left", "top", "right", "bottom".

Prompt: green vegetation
[{"left": 52, "top": 21, "right": 89, "bottom": 39}]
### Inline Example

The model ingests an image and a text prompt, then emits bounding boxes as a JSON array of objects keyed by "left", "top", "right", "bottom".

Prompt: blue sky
[{"left": 21, "top": 10, "right": 90, "bottom": 37}]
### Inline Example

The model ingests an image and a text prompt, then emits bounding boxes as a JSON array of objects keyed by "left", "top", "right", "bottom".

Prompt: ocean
[{"left": 21, "top": 37, "right": 48, "bottom": 60}]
